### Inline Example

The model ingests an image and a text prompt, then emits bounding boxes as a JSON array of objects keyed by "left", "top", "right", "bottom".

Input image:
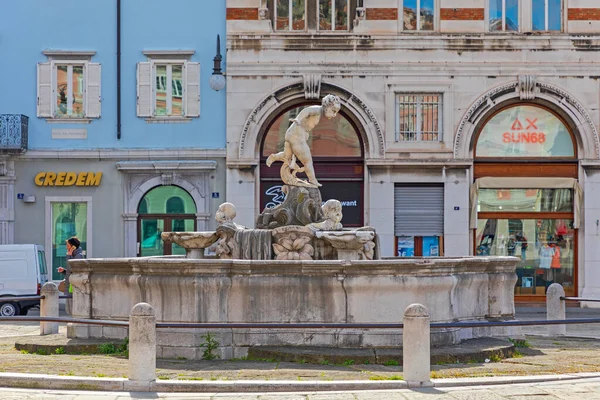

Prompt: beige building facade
[{"left": 226, "top": 0, "right": 600, "bottom": 301}]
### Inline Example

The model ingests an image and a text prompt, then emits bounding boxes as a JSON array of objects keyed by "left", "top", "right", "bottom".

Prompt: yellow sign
[{"left": 34, "top": 172, "right": 103, "bottom": 187}]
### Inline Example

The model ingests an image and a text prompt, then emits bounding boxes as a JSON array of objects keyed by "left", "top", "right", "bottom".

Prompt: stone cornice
[{"left": 15, "top": 149, "right": 226, "bottom": 161}]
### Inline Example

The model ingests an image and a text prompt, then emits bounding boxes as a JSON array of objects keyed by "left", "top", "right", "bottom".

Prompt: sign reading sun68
[
  {"left": 502, "top": 118, "right": 546, "bottom": 144},
  {"left": 34, "top": 172, "right": 103, "bottom": 186}
]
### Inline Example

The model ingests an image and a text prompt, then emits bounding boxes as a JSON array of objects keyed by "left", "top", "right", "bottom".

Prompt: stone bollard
[
  {"left": 40, "top": 282, "right": 59, "bottom": 335},
  {"left": 547, "top": 283, "right": 566, "bottom": 336},
  {"left": 129, "top": 302, "right": 156, "bottom": 384},
  {"left": 403, "top": 303, "right": 432, "bottom": 387}
]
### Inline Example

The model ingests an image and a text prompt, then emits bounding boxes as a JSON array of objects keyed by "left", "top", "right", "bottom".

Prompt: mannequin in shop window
[{"left": 515, "top": 231, "right": 528, "bottom": 260}]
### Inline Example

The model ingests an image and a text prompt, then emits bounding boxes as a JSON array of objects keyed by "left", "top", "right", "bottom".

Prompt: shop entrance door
[{"left": 138, "top": 216, "right": 196, "bottom": 257}]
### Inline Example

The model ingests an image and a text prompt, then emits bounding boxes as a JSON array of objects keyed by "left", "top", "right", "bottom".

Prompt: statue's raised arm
[{"left": 266, "top": 94, "right": 341, "bottom": 188}]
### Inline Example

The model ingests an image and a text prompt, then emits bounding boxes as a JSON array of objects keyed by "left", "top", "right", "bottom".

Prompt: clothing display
[
  {"left": 551, "top": 245, "right": 561, "bottom": 269},
  {"left": 539, "top": 245, "right": 554, "bottom": 269}
]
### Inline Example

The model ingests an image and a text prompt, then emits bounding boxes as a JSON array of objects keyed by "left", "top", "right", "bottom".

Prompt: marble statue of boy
[
  {"left": 308, "top": 199, "right": 343, "bottom": 231},
  {"left": 267, "top": 94, "right": 341, "bottom": 187}
]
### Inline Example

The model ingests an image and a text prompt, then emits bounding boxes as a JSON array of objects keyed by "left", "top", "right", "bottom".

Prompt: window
[
  {"left": 489, "top": 0, "right": 519, "bottom": 32},
  {"left": 37, "top": 58, "right": 101, "bottom": 120},
  {"left": 395, "top": 94, "right": 442, "bottom": 142},
  {"left": 45, "top": 199, "right": 91, "bottom": 281},
  {"left": 532, "top": 0, "right": 561, "bottom": 31},
  {"left": 276, "top": 0, "right": 306, "bottom": 30},
  {"left": 403, "top": 0, "right": 435, "bottom": 31},
  {"left": 319, "top": 0, "right": 349, "bottom": 31},
  {"left": 137, "top": 55, "right": 200, "bottom": 119},
  {"left": 475, "top": 105, "right": 575, "bottom": 158}
]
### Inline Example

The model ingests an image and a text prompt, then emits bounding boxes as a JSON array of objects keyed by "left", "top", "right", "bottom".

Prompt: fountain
[{"left": 67, "top": 95, "right": 518, "bottom": 360}]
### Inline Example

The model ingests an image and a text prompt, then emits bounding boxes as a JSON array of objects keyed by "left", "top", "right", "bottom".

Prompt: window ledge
[
  {"left": 142, "top": 50, "right": 195, "bottom": 59},
  {"left": 42, "top": 50, "right": 96, "bottom": 60},
  {"left": 145, "top": 117, "right": 192, "bottom": 124},
  {"left": 44, "top": 118, "right": 92, "bottom": 124}
]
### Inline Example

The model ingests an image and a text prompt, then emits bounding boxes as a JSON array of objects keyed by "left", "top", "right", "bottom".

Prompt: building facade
[
  {"left": 0, "top": 0, "right": 226, "bottom": 280},
  {"left": 226, "top": 0, "right": 600, "bottom": 301}
]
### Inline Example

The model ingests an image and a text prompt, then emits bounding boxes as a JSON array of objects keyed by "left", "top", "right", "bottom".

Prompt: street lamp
[{"left": 209, "top": 34, "right": 226, "bottom": 91}]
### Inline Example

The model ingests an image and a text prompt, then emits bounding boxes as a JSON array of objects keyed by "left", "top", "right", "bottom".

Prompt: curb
[{"left": 1, "top": 372, "right": 600, "bottom": 393}]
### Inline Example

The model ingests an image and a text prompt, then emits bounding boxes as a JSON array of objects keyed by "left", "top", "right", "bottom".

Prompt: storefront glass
[
  {"left": 475, "top": 105, "right": 574, "bottom": 158},
  {"left": 51, "top": 202, "right": 87, "bottom": 280},
  {"left": 478, "top": 188, "right": 573, "bottom": 212},
  {"left": 476, "top": 218, "right": 575, "bottom": 296},
  {"left": 397, "top": 236, "right": 441, "bottom": 257}
]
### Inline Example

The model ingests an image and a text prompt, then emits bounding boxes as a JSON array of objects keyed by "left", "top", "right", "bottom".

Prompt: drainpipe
[{"left": 117, "top": 0, "right": 122, "bottom": 140}]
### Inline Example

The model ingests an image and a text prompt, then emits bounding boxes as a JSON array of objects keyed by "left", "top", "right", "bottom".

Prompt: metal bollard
[
  {"left": 128, "top": 302, "right": 156, "bottom": 384},
  {"left": 403, "top": 303, "right": 432, "bottom": 387},
  {"left": 40, "top": 282, "right": 59, "bottom": 335},
  {"left": 547, "top": 283, "right": 566, "bottom": 336}
]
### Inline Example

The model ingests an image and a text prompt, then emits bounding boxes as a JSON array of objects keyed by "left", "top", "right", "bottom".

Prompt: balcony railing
[{"left": 0, "top": 114, "right": 28, "bottom": 153}]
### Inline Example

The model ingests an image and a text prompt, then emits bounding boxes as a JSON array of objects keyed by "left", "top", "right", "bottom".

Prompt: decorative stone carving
[
  {"left": 308, "top": 199, "right": 343, "bottom": 231},
  {"left": 160, "top": 173, "right": 174, "bottom": 186},
  {"left": 518, "top": 75, "right": 537, "bottom": 100},
  {"left": 258, "top": 7, "right": 269, "bottom": 20},
  {"left": 316, "top": 230, "right": 375, "bottom": 261},
  {"left": 303, "top": 74, "right": 321, "bottom": 100},
  {"left": 216, "top": 202, "right": 245, "bottom": 229},
  {"left": 160, "top": 232, "right": 218, "bottom": 259},
  {"left": 266, "top": 95, "right": 341, "bottom": 188},
  {"left": 272, "top": 226, "right": 315, "bottom": 260},
  {"left": 214, "top": 224, "right": 238, "bottom": 259},
  {"left": 354, "top": 7, "right": 366, "bottom": 26},
  {"left": 256, "top": 185, "right": 325, "bottom": 229}
]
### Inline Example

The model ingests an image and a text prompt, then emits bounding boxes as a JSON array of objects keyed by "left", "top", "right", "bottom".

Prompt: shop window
[
  {"left": 532, "top": 0, "right": 561, "bottom": 31},
  {"left": 136, "top": 56, "right": 200, "bottom": 119},
  {"left": 395, "top": 94, "right": 442, "bottom": 142},
  {"left": 394, "top": 184, "right": 444, "bottom": 257},
  {"left": 475, "top": 105, "right": 575, "bottom": 158},
  {"left": 489, "top": 0, "right": 519, "bottom": 32},
  {"left": 37, "top": 57, "right": 101, "bottom": 120},
  {"left": 478, "top": 189, "right": 573, "bottom": 213},
  {"left": 403, "top": 0, "right": 435, "bottom": 31},
  {"left": 48, "top": 201, "right": 89, "bottom": 281}
]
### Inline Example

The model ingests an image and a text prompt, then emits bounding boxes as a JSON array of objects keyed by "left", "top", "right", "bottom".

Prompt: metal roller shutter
[{"left": 394, "top": 184, "right": 444, "bottom": 236}]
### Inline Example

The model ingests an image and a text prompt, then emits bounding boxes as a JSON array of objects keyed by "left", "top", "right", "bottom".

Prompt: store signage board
[
  {"left": 34, "top": 172, "right": 102, "bottom": 186},
  {"left": 51, "top": 129, "right": 87, "bottom": 140}
]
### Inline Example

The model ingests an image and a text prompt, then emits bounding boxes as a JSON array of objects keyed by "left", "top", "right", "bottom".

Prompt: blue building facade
[{"left": 0, "top": 0, "right": 226, "bottom": 277}]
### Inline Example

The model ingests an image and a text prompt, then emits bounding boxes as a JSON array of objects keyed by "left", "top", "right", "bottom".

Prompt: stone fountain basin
[
  {"left": 67, "top": 256, "right": 518, "bottom": 360},
  {"left": 160, "top": 232, "right": 218, "bottom": 249}
]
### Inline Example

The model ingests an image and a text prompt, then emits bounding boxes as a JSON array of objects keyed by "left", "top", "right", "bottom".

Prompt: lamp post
[{"left": 209, "top": 34, "right": 226, "bottom": 91}]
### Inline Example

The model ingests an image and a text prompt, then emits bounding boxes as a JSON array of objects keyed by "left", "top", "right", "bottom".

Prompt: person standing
[{"left": 57, "top": 237, "right": 83, "bottom": 315}]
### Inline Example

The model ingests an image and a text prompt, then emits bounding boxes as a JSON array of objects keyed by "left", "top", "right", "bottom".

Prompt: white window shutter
[
  {"left": 137, "top": 62, "right": 152, "bottom": 117},
  {"left": 37, "top": 62, "right": 52, "bottom": 117},
  {"left": 86, "top": 62, "right": 102, "bottom": 118},
  {"left": 185, "top": 62, "right": 200, "bottom": 117}
]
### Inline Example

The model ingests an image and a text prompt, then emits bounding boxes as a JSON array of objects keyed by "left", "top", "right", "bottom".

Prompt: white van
[{"left": 0, "top": 244, "right": 49, "bottom": 316}]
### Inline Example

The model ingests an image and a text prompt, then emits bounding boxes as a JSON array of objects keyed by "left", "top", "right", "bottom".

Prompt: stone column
[
  {"left": 403, "top": 303, "right": 432, "bottom": 387},
  {"left": 129, "top": 302, "right": 156, "bottom": 384},
  {"left": 40, "top": 282, "right": 59, "bottom": 335},
  {"left": 443, "top": 168, "right": 470, "bottom": 257},
  {"left": 122, "top": 213, "right": 138, "bottom": 257},
  {"left": 547, "top": 283, "right": 566, "bottom": 336},
  {"left": 582, "top": 168, "right": 600, "bottom": 307},
  {"left": 226, "top": 167, "right": 256, "bottom": 228}
]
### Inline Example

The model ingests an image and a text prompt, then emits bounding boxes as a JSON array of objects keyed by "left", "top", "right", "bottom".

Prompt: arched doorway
[
  {"left": 472, "top": 103, "right": 579, "bottom": 300},
  {"left": 137, "top": 185, "right": 197, "bottom": 256},
  {"left": 259, "top": 103, "right": 365, "bottom": 227}
]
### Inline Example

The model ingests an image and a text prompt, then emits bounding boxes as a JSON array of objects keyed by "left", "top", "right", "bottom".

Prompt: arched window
[
  {"left": 475, "top": 104, "right": 575, "bottom": 158},
  {"left": 138, "top": 186, "right": 196, "bottom": 214}
]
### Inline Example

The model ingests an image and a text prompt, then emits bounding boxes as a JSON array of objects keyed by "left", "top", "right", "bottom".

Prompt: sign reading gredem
[{"left": 34, "top": 172, "right": 103, "bottom": 186}]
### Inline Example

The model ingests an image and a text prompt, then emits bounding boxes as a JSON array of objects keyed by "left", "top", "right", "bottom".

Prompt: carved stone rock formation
[{"left": 256, "top": 185, "right": 325, "bottom": 229}]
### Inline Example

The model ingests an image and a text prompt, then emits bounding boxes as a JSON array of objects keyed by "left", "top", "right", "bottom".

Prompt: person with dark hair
[{"left": 57, "top": 236, "right": 84, "bottom": 315}]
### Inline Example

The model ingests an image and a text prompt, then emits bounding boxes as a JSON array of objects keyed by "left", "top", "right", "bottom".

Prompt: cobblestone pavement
[{"left": 2, "top": 377, "right": 600, "bottom": 399}]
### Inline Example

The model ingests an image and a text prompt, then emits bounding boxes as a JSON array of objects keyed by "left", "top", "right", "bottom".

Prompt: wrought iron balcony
[{"left": 0, "top": 114, "right": 28, "bottom": 153}]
